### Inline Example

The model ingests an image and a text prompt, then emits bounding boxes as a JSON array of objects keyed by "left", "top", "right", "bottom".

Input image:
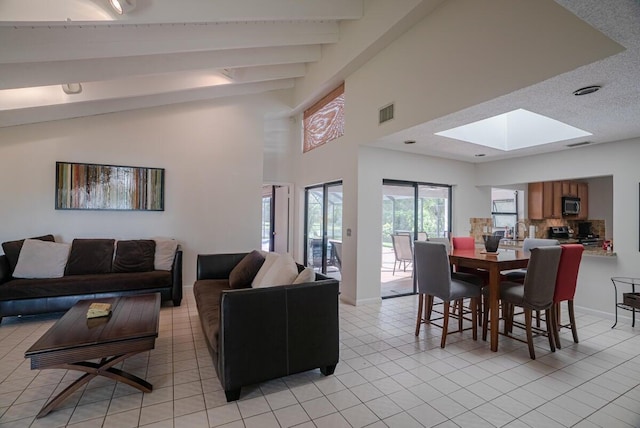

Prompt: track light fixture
[
  {"left": 109, "top": 0, "right": 136, "bottom": 15},
  {"left": 62, "top": 83, "right": 83, "bottom": 95}
]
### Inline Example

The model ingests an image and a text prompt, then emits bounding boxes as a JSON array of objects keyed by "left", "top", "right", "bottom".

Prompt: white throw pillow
[
  {"left": 12, "top": 239, "right": 71, "bottom": 279},
  {"left": 292, "top": 266, "right": 315, "bottom": 284},
  {"left": 153, "top": 237, "right": 178, "bottom": 271},
  {"left": 252, "top": 253, "right": 299, "bottom": 288}
]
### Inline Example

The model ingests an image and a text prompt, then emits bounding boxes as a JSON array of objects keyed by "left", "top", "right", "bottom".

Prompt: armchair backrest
[
  {"left": 414, "top": 241, "right": 452, "bottom": 300},
  {"left": 523, "top": 246, "right": 562, "bottom": 310},
  {"left": 553, "top": 244, "right": 584, "bottom": 303}
]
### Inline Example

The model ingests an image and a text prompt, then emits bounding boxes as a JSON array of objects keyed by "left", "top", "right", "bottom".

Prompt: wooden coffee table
[{"left": 25, "top": 293, "right": 161, "bottom": 418}]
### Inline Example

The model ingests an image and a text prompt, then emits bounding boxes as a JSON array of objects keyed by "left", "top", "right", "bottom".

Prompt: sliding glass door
[
  {"left": 381, "top": 180, "right": 451, "bottom": 298},
  {"left": 304, "top": 181, "right": 342, "bottom": 280}
]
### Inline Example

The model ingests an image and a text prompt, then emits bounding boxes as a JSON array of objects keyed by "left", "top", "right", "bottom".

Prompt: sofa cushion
[
  {"left": 113, "top": 240, "right": 156, "bottom": 273},
  {"left": 153, "top": 237, "right": 179, "bottom": 271},
  {"left": 12, "top": 239, "right": 71, "bottom": 279},
  {"left": 2, "top": 234, "right": 55, "bottom": 274},
  {"left": 1, "top": 271, "right": 172, "bottom": 300},
  {"left": 252, "top": 253, "right": 299, "bottom": 288},
  {"left": 229, "top": 250, "right": 265, "bottom": 289},
  {"left": 193, "top": 279, "right": 229, "bottom": 353},
  {"left": 66, "top": 239, "right": 115, "bottom": 275},
  {"left": 293, "top": 266, "right": 315, "bottom": 284}
]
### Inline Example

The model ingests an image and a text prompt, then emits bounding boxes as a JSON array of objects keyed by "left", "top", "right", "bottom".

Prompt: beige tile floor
[{"left": 0, "top": 290, "right": 639, "bottom": 427}]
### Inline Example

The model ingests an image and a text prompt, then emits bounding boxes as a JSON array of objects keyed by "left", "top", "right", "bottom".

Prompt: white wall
[{"left": 0, "top": 93, "right": 290, "bottom": 286}]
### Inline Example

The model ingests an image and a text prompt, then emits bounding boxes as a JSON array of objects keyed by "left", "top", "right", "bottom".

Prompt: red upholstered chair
[
  {"left": 451, "top": 236, "right": 486, "bottom": 323},
  {"left": 452, "top": 236, "right": 475, "bottom": 250},
  {"left": 551, "top": 244, "right": 584, "bottom": 348}
]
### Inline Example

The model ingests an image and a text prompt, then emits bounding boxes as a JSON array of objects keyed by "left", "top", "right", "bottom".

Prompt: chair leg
[
  {"left": 535, "top": 310, "right": 541, "bottom": 328},
  {"left": 568, "top": 300, "right": 579, "bottom": 343},
  {"left": 504, "top": 303, "right": 513, "bottom": 335},
  {"left": 441, "top": 301, "right": 450, "bottom": 348},
  {"left": 550, "top": 305, "right": 561, "bottom": 349},
  {"left": 426, "top": 295, "right": 433, "bottom": 323},
  {"left": 482, "top": 295, "right": 489, "bottom": 341},
  {"left": 415, "top": 294, "right": 424, "bottom": 336},
  {"left": 545, "top": 308, "right": 556, "bottom": 353},
  {"left": 458, "top": 299, "right": 463, "bottom": 332},
  {"left": 525, "top": 308, "right": 535, "bottom": 360},
  {"left": 471, "top": 297, "right": 478, "bottom": 341}
]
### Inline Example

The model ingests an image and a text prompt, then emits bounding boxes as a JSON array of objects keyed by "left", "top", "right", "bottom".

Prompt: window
[
  {"left": 303, "top": 83, "right": 344, "bottom": 153},
  {"left": 491, "top": 188, "right": 518, "bottom": 231}
]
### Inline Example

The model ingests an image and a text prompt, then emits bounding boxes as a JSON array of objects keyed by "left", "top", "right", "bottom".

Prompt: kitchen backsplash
[{"left": 468, "top": 217, "right": 606, "bottom": 243}]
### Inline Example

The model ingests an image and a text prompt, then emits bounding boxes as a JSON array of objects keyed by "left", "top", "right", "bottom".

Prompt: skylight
[{"left": 435, "top": 108, "right": 591, "bottom": 151}]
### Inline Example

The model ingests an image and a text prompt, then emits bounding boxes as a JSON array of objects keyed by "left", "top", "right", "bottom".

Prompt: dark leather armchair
[{"left": 194, "top": 253, "right": 340, "bottom": 401}]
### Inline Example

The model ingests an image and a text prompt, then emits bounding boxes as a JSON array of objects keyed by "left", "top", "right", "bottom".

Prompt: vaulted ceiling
[{"left": 1, "top": 0, "right": 639, "bottom": 163}]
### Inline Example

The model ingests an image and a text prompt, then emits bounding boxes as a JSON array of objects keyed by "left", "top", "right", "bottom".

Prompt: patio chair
[{"left": 391, "top": 234, "right": 413, "bottom": 275}]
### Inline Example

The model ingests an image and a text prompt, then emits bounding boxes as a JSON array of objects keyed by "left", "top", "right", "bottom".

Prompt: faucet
[{"left": 514, "top": 221, "right": 527, "bottom": 240}]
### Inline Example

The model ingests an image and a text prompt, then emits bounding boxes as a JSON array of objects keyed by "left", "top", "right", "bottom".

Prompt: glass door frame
[
  {"left": 304, "top": 180, "right": 342, "bottom": 274},
  {"left": 382, "top": 179, "right": 452, "bottom": 298}
]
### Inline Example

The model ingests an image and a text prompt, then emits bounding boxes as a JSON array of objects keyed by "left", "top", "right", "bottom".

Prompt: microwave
[{"left": 562, "top": 196, "right": 581, "bottom": 216}]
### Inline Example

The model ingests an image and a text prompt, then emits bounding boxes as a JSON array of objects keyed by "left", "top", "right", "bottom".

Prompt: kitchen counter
[{"left": 498, "top": 240, "right": 616, "bottom": 257}]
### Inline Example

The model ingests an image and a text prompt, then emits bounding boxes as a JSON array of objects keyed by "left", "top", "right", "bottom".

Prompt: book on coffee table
[{"left": 87, "top": 302, "right": 112, "bottom": 319}]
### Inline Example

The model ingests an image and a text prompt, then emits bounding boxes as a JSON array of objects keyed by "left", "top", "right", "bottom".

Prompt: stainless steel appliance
[
  {"left": 562, "top": 196, "right": 580, "bottom": 216},
  {"left": 548, "top": 226, "right": 570, "bottom": 239}
]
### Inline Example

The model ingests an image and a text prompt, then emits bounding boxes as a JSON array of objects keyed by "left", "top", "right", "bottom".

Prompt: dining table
[{"left": 448, "top": 248, "right": 530, "bottom": 351}]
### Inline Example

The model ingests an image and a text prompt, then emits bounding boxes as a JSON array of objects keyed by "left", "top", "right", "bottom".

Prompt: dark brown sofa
[
  {"left": 193, "top": 252, "right": 339, "bottom": 402},
  {"left": 0, "top": 237, "right": 182, "bottom": 322}
]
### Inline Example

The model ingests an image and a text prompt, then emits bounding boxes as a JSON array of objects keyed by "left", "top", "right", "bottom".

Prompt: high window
[{"left": 303, "top": 83, "right": 345, "bottom": 153}]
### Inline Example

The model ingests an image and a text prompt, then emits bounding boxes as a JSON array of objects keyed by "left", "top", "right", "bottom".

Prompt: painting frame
[{"left": 55, "top": 161, "right": 165, "bottom": 211}]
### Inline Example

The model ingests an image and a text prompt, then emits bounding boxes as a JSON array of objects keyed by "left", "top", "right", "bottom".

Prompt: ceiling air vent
[
  {"left": 566, "top": 141, "right": 592, "bottom": 148},
  {"left": 379, "top": 103, "right": 394, "bottom": 124}
]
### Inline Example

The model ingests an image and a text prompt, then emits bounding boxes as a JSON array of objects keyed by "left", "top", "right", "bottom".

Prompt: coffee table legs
[{"left": 37, "top": 352, "right": 152, "bottom": 418}]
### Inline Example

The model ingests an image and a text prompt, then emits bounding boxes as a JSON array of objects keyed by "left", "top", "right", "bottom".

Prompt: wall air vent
[
  {"left": 379, "top": 103, "right": 394, "bottom": 124},
  {"left": 566, "top": 141, "right": 592, "bottom": 148}
]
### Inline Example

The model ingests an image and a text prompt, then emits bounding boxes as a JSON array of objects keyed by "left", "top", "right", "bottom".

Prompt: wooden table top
[{"left": 25, "top": 293, "right": 160, "bottom": 359}]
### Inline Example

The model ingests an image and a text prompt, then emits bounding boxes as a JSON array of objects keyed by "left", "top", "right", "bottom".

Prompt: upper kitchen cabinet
[{"left": 528, "top": 180, "right": 588, "bottom": 220}]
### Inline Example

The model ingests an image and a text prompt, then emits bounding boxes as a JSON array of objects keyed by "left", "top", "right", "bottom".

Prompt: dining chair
[
  {"left": 502, "top": 238, "right": 559, "bottom": 282},
  {"left": 391, "top": 234, "right": 413, "bottom": 275},
  {"left": 551, "top": 244, "right": 584, "bottom": 348},
  {"left": 483, "top": 246, "right": 562, "bottom": 359},
  {"left": 417, "top": 231, "right": 428, "bottom": 241},
  {"left": 414, "top": 241, "right": 483, "bottom": 348},
  {"left": 451, "top": 236, "right": 486, "bottom": 323},
  {"left": 451, "top": 236, "right": 475, "bottom": 250},
  {"left": 427, "top": 237, "right": 451, "bottom": 252}
]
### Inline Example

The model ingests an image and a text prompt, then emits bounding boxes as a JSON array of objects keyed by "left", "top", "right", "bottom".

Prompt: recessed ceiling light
[
  {"left": 573, "top": 85, "right": 601, "bottom": 96},
  {"left": 404, "top": 140, "right": 416, "bottom": 145},
  {"left": 475, "top": 154, "right": 486, "bottom": 157}
]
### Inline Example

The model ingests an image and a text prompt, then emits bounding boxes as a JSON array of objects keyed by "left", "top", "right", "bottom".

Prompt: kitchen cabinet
[
  {"left": 528, "top": 180, "right": 588, "bottom": 220},
  {"left": 577, "top": 182, "right": 588, "bottom": 220}
]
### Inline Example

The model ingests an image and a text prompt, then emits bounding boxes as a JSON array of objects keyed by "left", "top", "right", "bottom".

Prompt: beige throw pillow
[
  {"left": 293, "top": 266, "right": 315, "bottom": 284},
  {"left": 12, "top": 239, "right": 71, "bottom": 279},
  {"left": 252, "top": 252, "right": 299, "bottom": 288},
  {"left": 153, "top": 237, "right": 178, "bottom": 271}
]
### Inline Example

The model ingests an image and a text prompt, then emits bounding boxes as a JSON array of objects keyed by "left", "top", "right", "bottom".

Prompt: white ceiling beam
[
  {"left": 0, "top": 45, "right": 320, "bottom": 90},
  {"left": 0, "top": 21, "right": 337, "bottom": 63},
  {"left": 0, "top": 79, "right": 295, "bottom": 128},
  {"left": 0, "top": 64, "right": 306, "bottom": 110},
  {"left": 0, "top": 0, "right": 362, "bottom": 23}
]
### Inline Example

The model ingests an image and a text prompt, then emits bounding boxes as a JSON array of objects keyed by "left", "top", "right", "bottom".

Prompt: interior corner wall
[{"left": 0, "top": 94, "right": 287, "bottom": 286}]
